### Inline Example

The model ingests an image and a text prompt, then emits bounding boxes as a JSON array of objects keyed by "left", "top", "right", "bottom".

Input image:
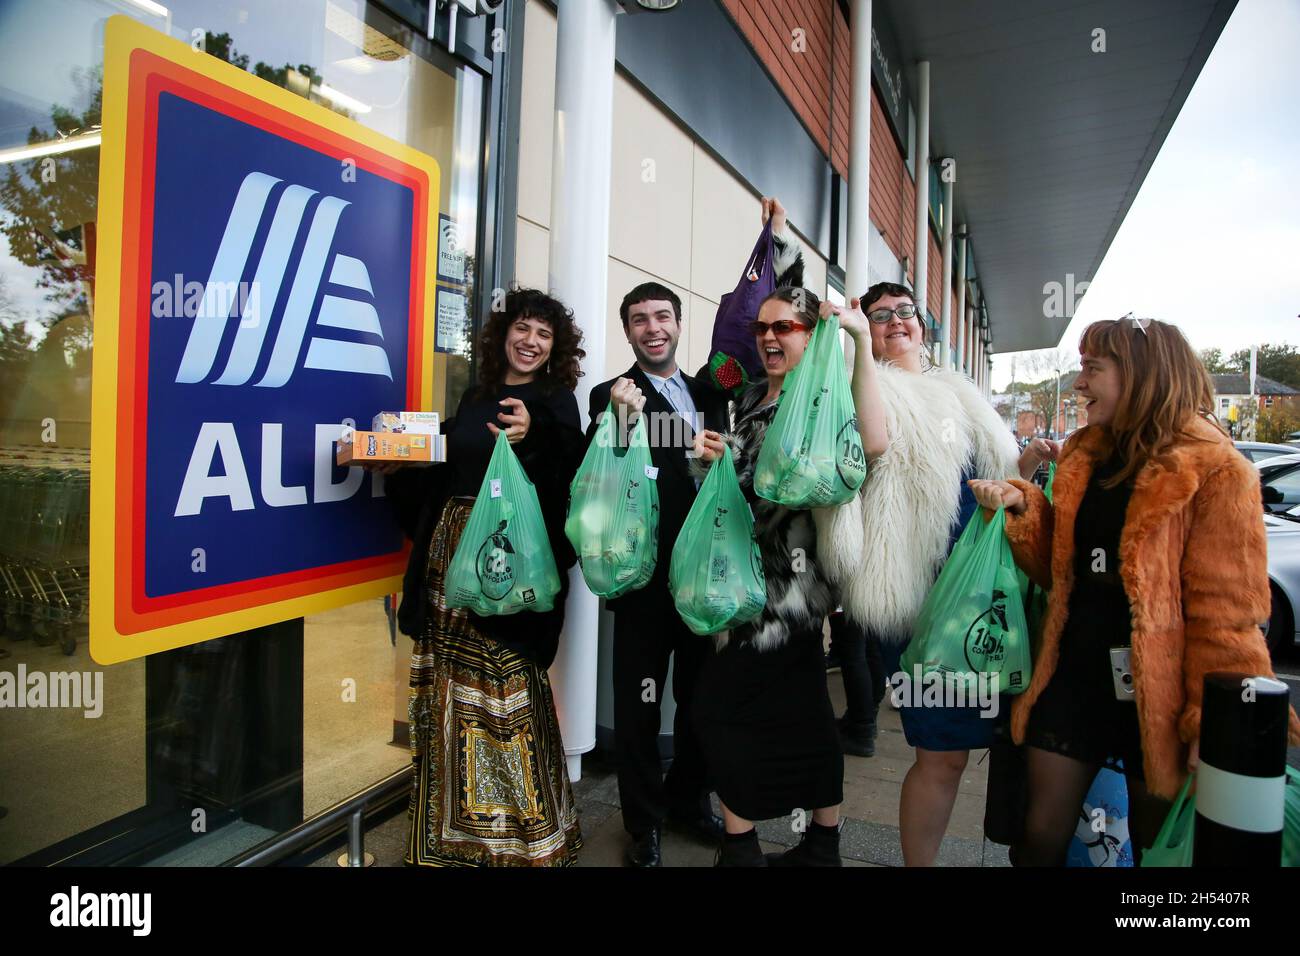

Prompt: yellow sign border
[{"left": 90, "top": 15, "right": 440, "bottom": 664}]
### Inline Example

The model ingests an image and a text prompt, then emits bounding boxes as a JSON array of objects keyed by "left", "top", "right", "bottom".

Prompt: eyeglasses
[
  {"left": 749, "top": 319, "right": 811, "bottom": 336},
  {"left": 1119, "top": 312, "right": 1153, "bottom": 336},
  {"left": 866, "top": 303, "right": 920, "bottom": 324}
]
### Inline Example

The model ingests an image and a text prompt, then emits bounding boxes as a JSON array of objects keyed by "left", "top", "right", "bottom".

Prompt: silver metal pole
[
  {"left": 547, "top": 0, "right": 620, "bottom": 783},
  {"left": 938, "top": 176, "right": 953, "bottom": 369},
  {"left": 955, "top": 226, "right": 967, "bottom": 374},
  {"left": 845, "top": 0, "right": 874, "bottom": 301},
  {"left": 912, "top": 61, "right": 930, "bottom": 324}
]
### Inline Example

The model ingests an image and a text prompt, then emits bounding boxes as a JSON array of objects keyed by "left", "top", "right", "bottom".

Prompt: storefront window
[{"left": 0, "top": 0, "right": 486, "bottom": 864}]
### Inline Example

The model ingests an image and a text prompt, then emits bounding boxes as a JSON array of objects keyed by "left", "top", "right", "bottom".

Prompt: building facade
[{"left": 0, "top": 0, "right": 1228, "bottom": 865}]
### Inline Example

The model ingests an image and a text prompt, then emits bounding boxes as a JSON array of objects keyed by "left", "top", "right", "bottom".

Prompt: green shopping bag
[
  {"left": 1284, "top": 766, "right": 1299, "bottom": 867},
  {"left": 1142, "top": 768, "right": 1300, "bottom": 866},
  {"left": 900, "top": 508, "right": 1032, "bottom": 695},
  {"left": 445, "top": 430, "right": 562, "bottom": 616},
  {"left": 754, "top": 312, "right": 866, "bottom": 507},
  {"left": 1142, "top": 776, "right": 1195, "bottom": 866},
  {"left": 669, "top": 451, "right": 766, "bottom": 635},
  {"left": 564, "top": 403, "right": 660, "bottom": 599}
]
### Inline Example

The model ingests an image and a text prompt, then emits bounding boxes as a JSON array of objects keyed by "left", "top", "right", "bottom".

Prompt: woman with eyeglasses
[
  {"left": 814, "top": 280, "right": 1049, "bottom": 866},
  {"left": 967, "top": 317, "right": 1300, "bottom": 865},
  {"left": 688, "top": 200, "right": 890, "bottom": 866}
]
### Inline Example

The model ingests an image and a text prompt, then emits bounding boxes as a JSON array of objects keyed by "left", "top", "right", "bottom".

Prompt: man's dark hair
[
  {"left": 861, "top": 281, "right": 916, "bottom": 312},
  {"left": 620, "top": 282, "right": 682, "bottom": 329}
]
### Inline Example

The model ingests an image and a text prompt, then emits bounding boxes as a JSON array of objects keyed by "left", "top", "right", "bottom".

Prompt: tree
[
  {"left": 1199, "top": 347, "right": 1234, "bottom": 374},
  {"left": 1257, "top": 406, "right": 1300, "bottom": 444},
  {"left": 1228, "top": 343, "right": 1300, "bottom": 391}
]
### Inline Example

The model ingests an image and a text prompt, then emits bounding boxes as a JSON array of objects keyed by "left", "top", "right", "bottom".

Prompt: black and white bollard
[{"left": 1193, "top": 672, "right": 1290, "bottom": 866}]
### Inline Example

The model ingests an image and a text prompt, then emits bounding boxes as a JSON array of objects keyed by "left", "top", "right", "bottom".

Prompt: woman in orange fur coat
[{"left": 969, "top": 317, "right": 1300, "bottom": 865}]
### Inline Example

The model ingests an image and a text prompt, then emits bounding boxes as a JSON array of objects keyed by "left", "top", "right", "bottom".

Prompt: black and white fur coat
[{"left": 814, "top": 363, "right": 1020, "bottom": 644}]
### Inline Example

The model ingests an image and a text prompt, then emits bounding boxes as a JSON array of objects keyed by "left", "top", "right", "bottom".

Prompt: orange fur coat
[{"left": 1003, "top": 418, "right": 1300, "bottom": 800}]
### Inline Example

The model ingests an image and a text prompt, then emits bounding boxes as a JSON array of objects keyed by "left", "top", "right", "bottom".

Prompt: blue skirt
[{"left": 881, "top": 639, "right": 1003, "bottom": 752}]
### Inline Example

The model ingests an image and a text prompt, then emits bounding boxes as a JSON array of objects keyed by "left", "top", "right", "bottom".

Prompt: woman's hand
[
  {"left": 761, "top": 196, "right": 787, "bottom": 234},
  {"left": 820, "top": 297, "right": 870, "bottom": 340},
  {"left": 967, "top": 478, "right": 1027, "bottom": 516},
  {"left": 692, "top": 429, "right": 728, "bottom": 464},
  {"left": 1017, "top": 437, "right": 1060, "bottom": 479},
  {"left": 354, "top": 459, "right": 407, "bottom": 476},
  {"left": 1026, "top": 437, "right": 1061, "bottom": 464},
  {"left": 487, "top": 397, "right": 530, "bottom": 443},
  {"left": 1187, "top": 739, "right": 1200, "bottom": 774}
]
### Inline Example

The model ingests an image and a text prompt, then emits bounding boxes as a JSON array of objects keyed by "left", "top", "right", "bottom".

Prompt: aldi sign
[{"left": 91, "top": 16, "right": 440, "bottom": 663}]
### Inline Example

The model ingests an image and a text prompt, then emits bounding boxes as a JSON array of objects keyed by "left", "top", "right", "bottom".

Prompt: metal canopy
[{"left": 880, "top": 0, "right": 1236, "bottom": 352}]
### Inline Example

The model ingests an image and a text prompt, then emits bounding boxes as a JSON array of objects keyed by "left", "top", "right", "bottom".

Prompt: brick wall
[{"left": 721, "top": 0, "right": 944, "bottom": 308}]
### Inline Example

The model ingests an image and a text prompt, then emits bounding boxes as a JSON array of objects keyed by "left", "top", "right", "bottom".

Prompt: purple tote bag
[{"left": 707, "top": 220, "right": 776, "bottom": 392}]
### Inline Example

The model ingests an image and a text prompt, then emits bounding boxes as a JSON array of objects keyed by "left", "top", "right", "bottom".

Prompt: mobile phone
[{"left": 1109, "top": 646, "right": 1135, "bottom": 702}]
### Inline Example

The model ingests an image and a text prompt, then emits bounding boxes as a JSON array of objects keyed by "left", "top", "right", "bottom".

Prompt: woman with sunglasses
[
  {"left": 814, "top": 281, "right": 1049, "bottom": 866},
  {"left": 968, "top": 317, "right": 1300, "bottom": 865},
  {"left": 689, "top": 203, "right": 890, "bottom": 863}
]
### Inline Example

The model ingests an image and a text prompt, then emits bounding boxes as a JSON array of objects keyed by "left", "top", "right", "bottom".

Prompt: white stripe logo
[{"left": 175, "top": 171, "right": 393, "bottom": 387}]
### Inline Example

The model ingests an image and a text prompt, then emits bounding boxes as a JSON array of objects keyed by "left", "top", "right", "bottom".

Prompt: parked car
[
  {"left": 1235, "top": 440, "right": 1300, "bottom": 464},
  {"left": 1258, "top": 454, "right": 1300, "bottom": 513},
  {"left": 1264, "top": 502, "right": 1300, "bottom": 659}
]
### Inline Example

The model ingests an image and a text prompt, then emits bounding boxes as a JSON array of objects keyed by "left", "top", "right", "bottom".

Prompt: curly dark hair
[{"left": 475, "top": 287, "right": 586, "bottom": 395}]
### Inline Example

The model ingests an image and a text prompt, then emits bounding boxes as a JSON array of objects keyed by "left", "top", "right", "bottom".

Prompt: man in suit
[{"left": 586, "top": 281, "right": 730, "bottom": 867}]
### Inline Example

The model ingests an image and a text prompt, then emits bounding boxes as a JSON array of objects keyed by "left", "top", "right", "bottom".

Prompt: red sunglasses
[{"left": 748, "top": 318, "right": 811, "bottom": 336}]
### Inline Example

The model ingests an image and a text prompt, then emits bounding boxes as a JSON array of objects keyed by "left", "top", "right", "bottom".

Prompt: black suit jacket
[{"left": 585, "top": 365, "right": 730, "bottom": 612}]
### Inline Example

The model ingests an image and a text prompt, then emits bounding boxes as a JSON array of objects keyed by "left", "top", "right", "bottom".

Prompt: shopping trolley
[{"left": 0, "top": 459, "right": 90, "bottom": 656}]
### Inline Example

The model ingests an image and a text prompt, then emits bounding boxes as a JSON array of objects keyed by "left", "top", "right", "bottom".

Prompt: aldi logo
[
  {"left": 91, "top": 17, "right": 440, "bottom": 663},
  {"left": 173, "top": 171, "right": 393, "bottom": 388}
]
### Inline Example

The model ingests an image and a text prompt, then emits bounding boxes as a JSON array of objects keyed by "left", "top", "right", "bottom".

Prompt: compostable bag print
[
  {"left": 669, "top": 452, "right": 766, "bottom": 636},
  {"left": 900, "top": 508, "right": 1032, "bottom": 695},
  {"left": 445, "top": 430, "right": 562, "bottom": 616},
  {"left": 564, "top": 403, "right": 660, "bottom": 599},
  {"left": 754, "top": 311, "right": 866, "bottom": 508}
]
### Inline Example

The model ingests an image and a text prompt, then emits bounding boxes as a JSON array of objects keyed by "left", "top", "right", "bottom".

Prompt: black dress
[
  {"left": 692, "top": 386, "right": 843, "bottom": 822},
  {"left": 1024, "top": 454, "right": 1145, "bottom": 776}
]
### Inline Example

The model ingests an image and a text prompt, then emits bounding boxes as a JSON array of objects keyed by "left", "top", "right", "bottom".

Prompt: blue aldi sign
[{"left": 91, "top": 17, "right": 440, "bottom": 663}]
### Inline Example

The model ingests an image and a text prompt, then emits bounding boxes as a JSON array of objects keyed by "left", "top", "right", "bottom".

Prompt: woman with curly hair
[{"left": 383, "top": 287, "right": 587, "bottom": 866}]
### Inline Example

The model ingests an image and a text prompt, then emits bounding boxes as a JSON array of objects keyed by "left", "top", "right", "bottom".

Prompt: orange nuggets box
[{"left": 336, "top": 429, "right": 446, "bottom": 466}]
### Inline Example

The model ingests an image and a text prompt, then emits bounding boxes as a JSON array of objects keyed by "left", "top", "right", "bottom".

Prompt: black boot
[
  {"left": 714, "top": 828, "right": 767, "bottom": 867},
  {"left": 765, "top": 821, "right": 842, "bottom": 866},
  {"left": 837, "top": 716, "right": 875, "bottom": 758}
]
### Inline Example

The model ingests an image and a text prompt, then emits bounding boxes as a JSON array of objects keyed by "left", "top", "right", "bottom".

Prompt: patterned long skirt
[{"left": 406, "top": 497, "right": 582, "bottom": 867}]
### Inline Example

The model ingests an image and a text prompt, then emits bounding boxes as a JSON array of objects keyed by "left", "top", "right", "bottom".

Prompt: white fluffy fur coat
[{"left": 814, "top": 362, "right": 1020, "bottom": 643}]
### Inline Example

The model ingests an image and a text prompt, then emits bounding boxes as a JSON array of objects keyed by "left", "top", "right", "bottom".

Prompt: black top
[
  {"left": 585, "top": 365, "right": 730, "bottom": 612},
  {"left": 450, "top": 381, "right": 582, "bottom": 497},
  {"left": 386, "top": 380, "right": 584, "bottom": 667},
  {"left": 1024, "top": 452, "right": 1144, "bottom": 772},
  {"left": 1065, "top": 453, "right": 1135, "bottom": 650}
]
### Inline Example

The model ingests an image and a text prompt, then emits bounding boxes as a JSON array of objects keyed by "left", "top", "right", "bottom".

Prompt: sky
[{"left": 991, "top": 0, "right": 1300, "bottom": 390}]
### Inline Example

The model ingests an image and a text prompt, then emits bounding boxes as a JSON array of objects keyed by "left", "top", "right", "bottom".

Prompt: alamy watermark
[
  {"left": 1, "top": 665, "right": 103, "bottom": 718},
  {"left": 151, "top": 273, "right": 262, "bottom": 324},
  {"left": 888, "top": 666, "right": 1001, "bottom": 719},
  {"left": 597, "top": 403, "right": 704, "bottom": 453}
]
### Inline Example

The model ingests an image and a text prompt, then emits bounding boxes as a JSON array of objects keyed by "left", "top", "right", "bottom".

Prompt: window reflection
[{"left": 0, "top": 0, "right": 484, "bottom": 864}]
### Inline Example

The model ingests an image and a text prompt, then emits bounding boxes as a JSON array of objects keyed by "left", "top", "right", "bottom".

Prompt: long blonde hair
[{"left": 1072, "top": 318, "right": 1223, "bottom": 487}]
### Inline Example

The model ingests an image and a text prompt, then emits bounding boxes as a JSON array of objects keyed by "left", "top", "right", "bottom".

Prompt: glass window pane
[{"left": 0, "top": 0, "right": 486, "bottom": 864}]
